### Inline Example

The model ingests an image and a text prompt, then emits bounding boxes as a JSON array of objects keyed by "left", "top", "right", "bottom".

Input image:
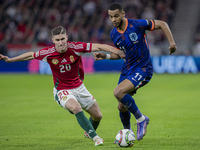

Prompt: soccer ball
[{"left": 115, "top": 129, "right": 135, "bottom": 147}]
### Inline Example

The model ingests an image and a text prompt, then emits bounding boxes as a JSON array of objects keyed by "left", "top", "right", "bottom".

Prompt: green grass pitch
[{"left": 0, "top": 73, "right": 200, "bottom": 150}]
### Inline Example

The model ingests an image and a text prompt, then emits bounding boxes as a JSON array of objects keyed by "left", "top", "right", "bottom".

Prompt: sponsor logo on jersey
[
  {"left": 129, "top": 33, "right": 138, "bottom": 42},
  {"left": 52, "top": 59, "right": 59, "bottom": 65},
  {"left": 70, "top": 55, "right": 75, "bottom": 62},
  {"left": 61, "top": 58, "right": 67, "bottom": 63}
]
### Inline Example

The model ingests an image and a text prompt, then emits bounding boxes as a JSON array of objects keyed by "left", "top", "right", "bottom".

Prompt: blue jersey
[{"left": 110, "top": 18, "right": 154, "bottom": 75}]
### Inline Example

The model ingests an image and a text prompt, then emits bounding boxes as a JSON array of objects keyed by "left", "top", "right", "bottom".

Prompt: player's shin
[
  {"left": 75, "top": 111, "right": 97, "bottom": 138},
  {"left": 89, "top": 117, "right": 100, "bottom": 131},
  {"left": 119, "top": 94, "right": 143, "bottom": 120},
  {"left": 119, "top": 111, "right": 131, "bottom": 129}
]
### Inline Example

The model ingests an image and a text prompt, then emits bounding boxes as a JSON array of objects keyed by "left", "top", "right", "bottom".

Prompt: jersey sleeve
[
  {"left": 134, "top": 19, "right": 155, "bottom": 31},
  {"left": 33, "top": 50, "right": 45, "bottom": 61},
  {"left": 70, "top": 42, "right": 92, "bottom": 54},
  {"left": 146, "top": 20, "right": 155, "bottom": 31},
  {"left": 33, "top": 46, "right": 55, "bottom": 62}
]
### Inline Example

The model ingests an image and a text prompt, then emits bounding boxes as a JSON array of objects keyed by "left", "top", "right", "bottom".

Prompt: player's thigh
[
  {"left": 114, "top": 79, "right": 135, "bottom": 99},
  {"left": 117, "top": 69, "right": 152, "bottom": 93},
  {"left": 76, "top": 84, "right": 96, "bottom": 111},
  {"left": 53, "top": 88, "right": 82, "bottom": 113},
  {"left": 126, "top": 70, "right": 152, "bottom": 91},
  {"left": 65, "top": 98, "right": 83, "bottom": 114}
]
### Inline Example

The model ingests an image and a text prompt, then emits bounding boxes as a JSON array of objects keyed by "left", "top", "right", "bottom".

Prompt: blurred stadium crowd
[{"left": 0, "top": 0, "right": 177, "bottom": 55}]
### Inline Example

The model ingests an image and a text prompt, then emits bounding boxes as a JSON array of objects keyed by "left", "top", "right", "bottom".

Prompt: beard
[{"left": 116, "top": 19, "right": 123, "bottom": 28}]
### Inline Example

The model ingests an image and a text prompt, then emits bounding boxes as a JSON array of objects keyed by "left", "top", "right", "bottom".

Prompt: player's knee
[
  {"left": 94, "top": 113, "right": 102, "bottom": 121},
  {"left": 113, "top": 88, "right": 123, "bottom": 100},
  {"left": 92, "top": 112, "right": 102, "bottom": 121},
  {"left": 99, "top": 112, "right": 103, "bottom": 120},
  {"left": 71, "top": 104, "right": 83, "bottom": 114}
]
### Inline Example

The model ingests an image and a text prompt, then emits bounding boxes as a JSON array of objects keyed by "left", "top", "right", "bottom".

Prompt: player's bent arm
[
  {"left": 91, "top": 43, "right": 117, "bottom": 53},
  {"left": 6, "top": 52, "right": 34, "bottom": 63},
  {"left": 110, "top": 52, "right": 121, "bottom": 60},
  {"left": 94, "top": 52, "right": 121, "bottom": 61},
  {"left": 154, "top": 20, "right": 175, "bottom": 45},
  {"left": 154, "top": 20, "right": 177, "bottom": 54},
  {"left": 91, "top": 43, "right": 125, "bottom": 59}
]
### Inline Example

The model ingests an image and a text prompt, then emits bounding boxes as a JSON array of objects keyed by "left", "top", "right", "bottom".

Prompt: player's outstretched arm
[
  {"left": 0, "top": 52, "right": 34, "bottom": 63},
  {"left": 91, "top": 43, "right": 125, "bottom": 59},
  {"left": 154, "top": 20, "right": 177, "bottom": 55},
  {"left": 94, "top": 52, "right": 121, "bottom": 61}
]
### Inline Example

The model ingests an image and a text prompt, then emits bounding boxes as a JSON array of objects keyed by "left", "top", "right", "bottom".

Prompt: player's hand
[
  {"left": 93, "top": 53, "right": 106, "bottom": 61},
  {"left": 169, "top": 44, "right": 177, "bottom": 55},
  {"left": 0, "top": 54, "right": 11, "bottom": 63},
  {"left": 117, "top": 50, "right": 125, "bottom": 59}
]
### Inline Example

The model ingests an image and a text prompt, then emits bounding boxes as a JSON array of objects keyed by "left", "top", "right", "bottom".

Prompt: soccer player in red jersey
[{"left": 0, "top": 26, "right": 125, "bottom": 146}]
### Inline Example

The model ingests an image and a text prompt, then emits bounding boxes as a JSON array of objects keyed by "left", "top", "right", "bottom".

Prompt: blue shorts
[{"left": 118, "top": 68, "right": 153, "bottom": 95}]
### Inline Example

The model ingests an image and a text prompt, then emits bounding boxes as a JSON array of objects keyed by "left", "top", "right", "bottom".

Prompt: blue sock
[
  {"left": 120, "top": 94, "right": 142, "bottom": 119},
  {"left": 120, "top": 111, "right": 131, "bottom": 129}
]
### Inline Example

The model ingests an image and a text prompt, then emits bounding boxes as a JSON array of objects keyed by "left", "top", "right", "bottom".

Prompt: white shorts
[{"left": 53, "top": 84, "right": 96, "bottom": 112}]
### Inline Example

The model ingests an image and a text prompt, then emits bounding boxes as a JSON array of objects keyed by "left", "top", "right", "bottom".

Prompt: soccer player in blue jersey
[{"left": 94, "top": 2, "right": 177, "bottom": 141}]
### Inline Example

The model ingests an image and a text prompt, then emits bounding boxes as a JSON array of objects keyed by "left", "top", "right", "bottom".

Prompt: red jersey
[{"left": 33, "top": 41, "right": 92, "bottom": 90}]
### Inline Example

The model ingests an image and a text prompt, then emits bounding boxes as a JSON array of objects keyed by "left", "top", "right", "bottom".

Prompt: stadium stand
[{"left": 0, "top": 0, "right": 177, "bottom": 56}]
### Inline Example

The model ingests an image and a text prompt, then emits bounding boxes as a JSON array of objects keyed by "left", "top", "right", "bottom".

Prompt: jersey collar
[{"left": 117, "top": 18, "right": 128, "bottom": 33}]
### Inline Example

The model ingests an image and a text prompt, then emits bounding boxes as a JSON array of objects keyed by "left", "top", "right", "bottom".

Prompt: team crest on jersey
[
  {"left": 63, "top": 96, "right": 68, "bottom": 101},
  {"left": 70, "top": 55, "right": 75, "bottom": 62},
  {"left": 129, "top": 33, "right": 138, "bottom": 41},
  {"left": 52, "top": 59, "right": 59, "bottom": 65}
]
